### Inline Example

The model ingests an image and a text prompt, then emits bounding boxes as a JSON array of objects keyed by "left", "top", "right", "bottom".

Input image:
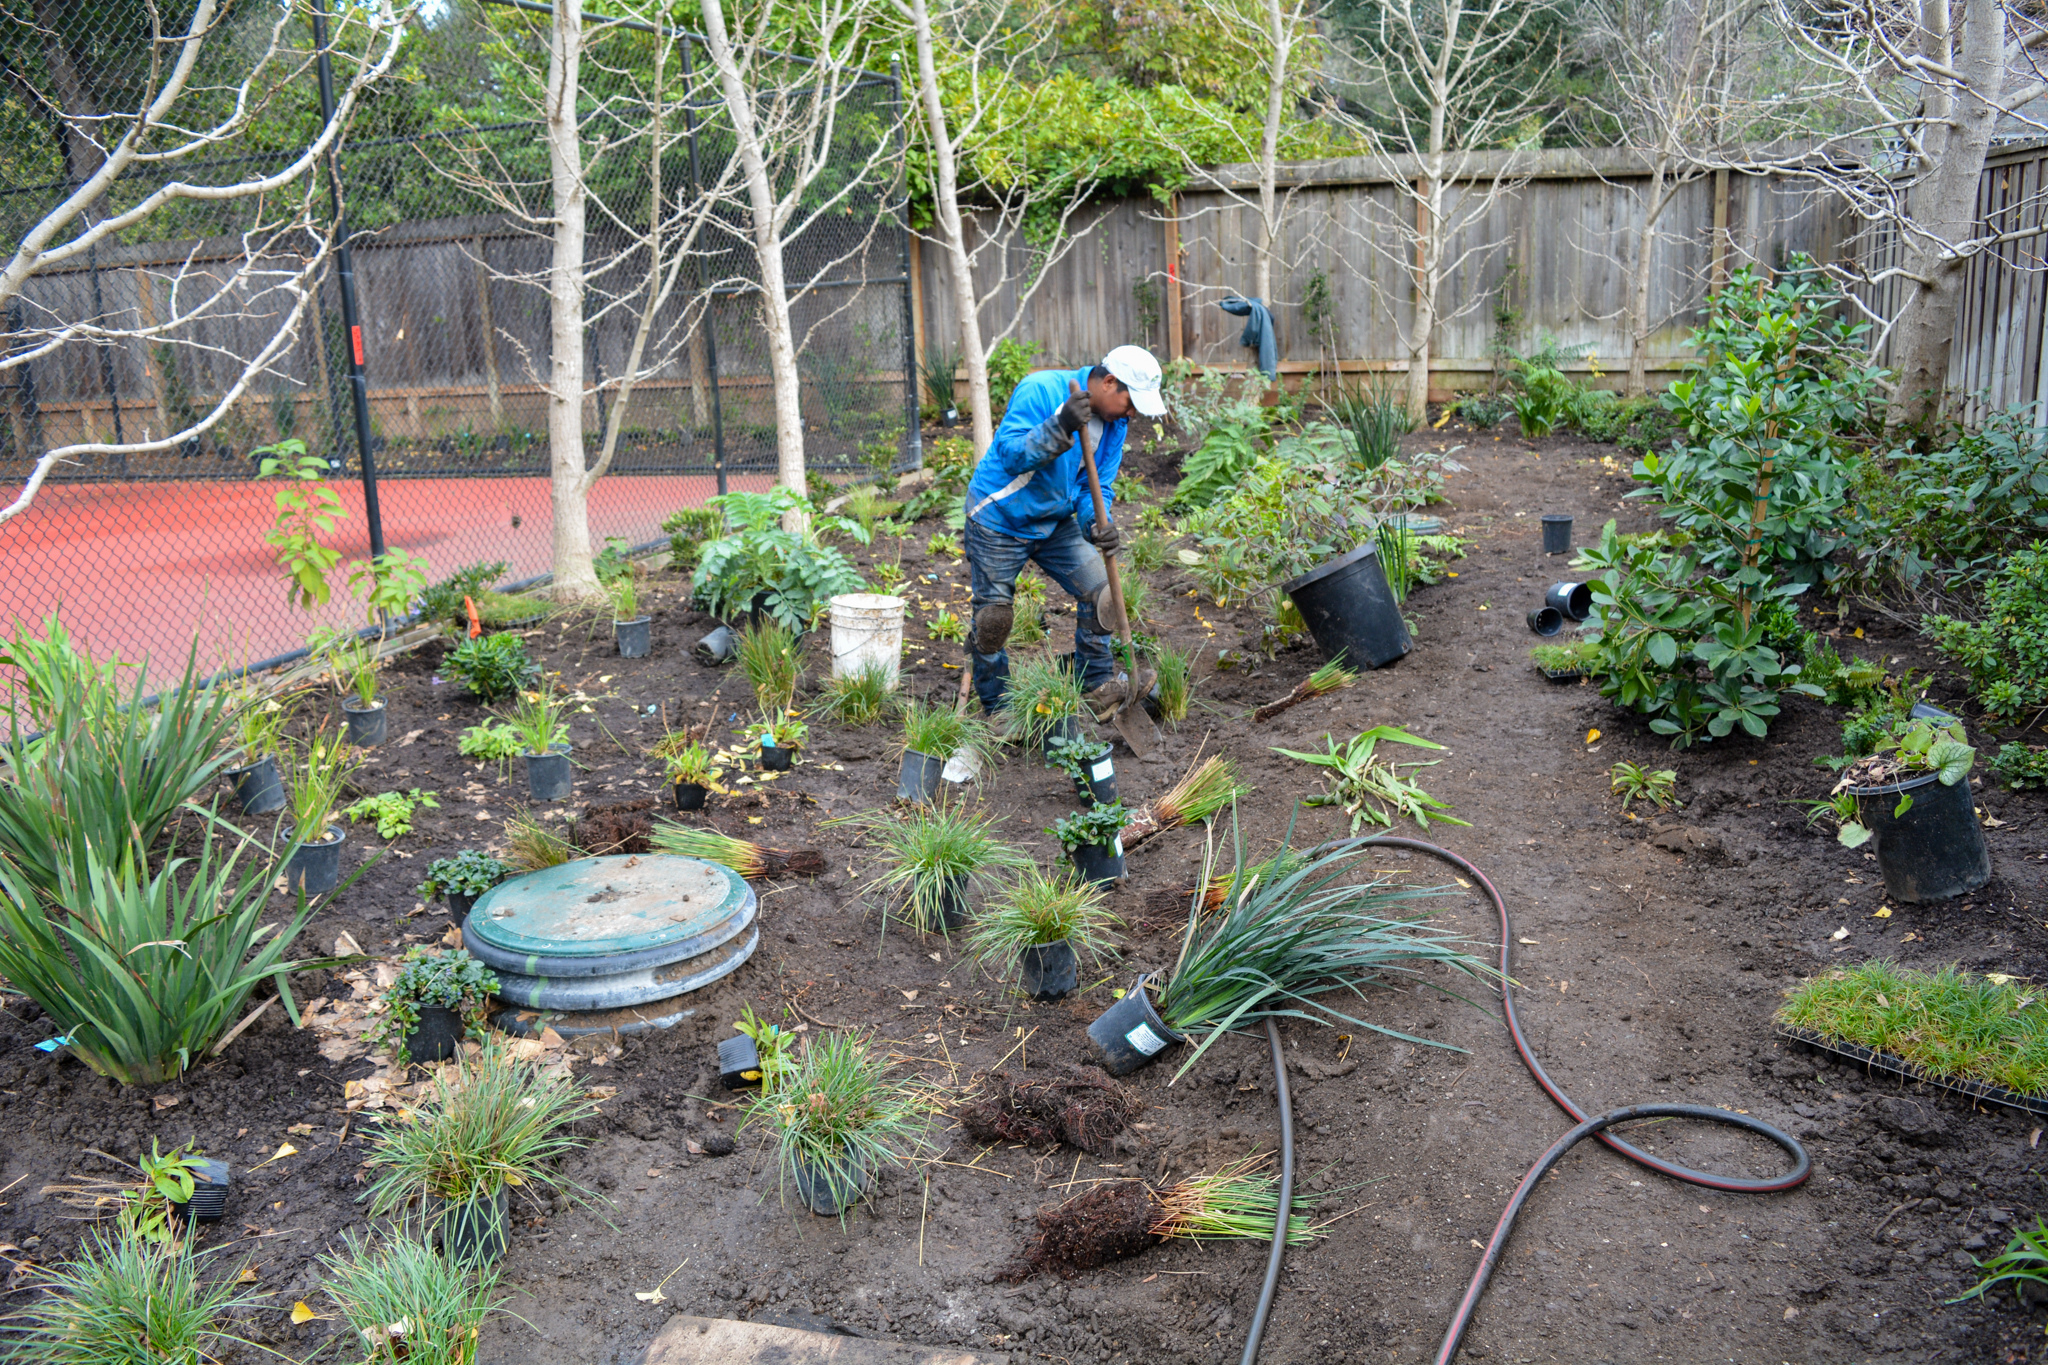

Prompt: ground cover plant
[{"left": 1777, "top": 961, "right": 2048, "bottom": 1097}]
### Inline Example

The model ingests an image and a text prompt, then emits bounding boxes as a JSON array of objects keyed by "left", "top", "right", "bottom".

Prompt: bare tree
[
  {"left": 698, "top": 0, "right": 902, "bottom": 530},
  {"left": 1774, "top": 0, "right": 2048, "bottom": 432},
  {"left": 1324, "top": 0, "right": 1564, "bottom": 421},
  {"left": 895, "top": 0, "right": 1108, "bottom": 451},
  {"left": 0, "top": 0, "right": 415, "bottom": 526}
]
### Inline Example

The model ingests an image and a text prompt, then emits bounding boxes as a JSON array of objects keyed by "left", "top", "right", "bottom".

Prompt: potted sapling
[
  {"left": 897, "top": 701, "right": 993, "bottom": 802},
  {"left": 655, "top": 735, "right": 722, "bottom": 811},
  {"left": 327, "top": 634, "right": 388, "bottom": 747},
  {"left": 363, "top": 1038, "right": 603, "bottom": 1266},
  {"left": 223, "top": 679, "right": 290, "bottom": 815},
  {"left": 503, "top": 690, "right": 571, "bottom": 801},
  {"left": 284, "top": 729, "right": 357, "bottom": 896},
  {"left": 1053, "top": 802, "right": 1131, "bottom": 886},
  {"left": 1088, "top": 833, "right": 1492, "bottom": 1076},
  {"left": 417, "top": 849, "right": 512, "bottom": 917},
  {"left": 965, "top": 866, "right": 1119, "bottom": 1002},
  {"left": 746, "top": 713, "right": 808, "bottom": 773},
  {"left": 1047, "top": 731, "right": 1118, "bottom": 806},
  {"left": 742, "top": 1029, "right": 927, "bottom": 1218},
  {"left": 840, "top": 803, "right": 1030, "bottom": 935},
  {"left": 1815, "top": 713, "right": 1989, "bottom": 902},
  {"left": 366, "top": 948, "right": 501, "bottom": 1064},
  {"left": 612, "top": 573, "right": 651, "bottom": 659}
]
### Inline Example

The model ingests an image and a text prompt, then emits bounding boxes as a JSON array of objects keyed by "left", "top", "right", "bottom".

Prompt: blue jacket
[{"left": 965, "top": 366, "right": 1125, "bottom": 541}]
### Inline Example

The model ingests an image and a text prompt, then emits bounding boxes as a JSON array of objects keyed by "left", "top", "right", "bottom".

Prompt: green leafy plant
[
  {"left": 1953, "top": 1218, "right": 2048, "bottom": 1308},
  {"left": 899, "top": 435, "right": 974, "bottom": 527},
  {"left": 418, "top": 850, "right": 512, "bottom": 902},
  {"left": 1172, "top": 417, "right": 1267, "bottom": 510},
  {"left": 928, "top": 605, "right": 967, "bottom": 642},
  {"left": 347, "top": 549, "right": 432, "bottom": 637},
  {"left": 692, "top": 486, "right": 870, "bottom": 630},
  {"left": 321, "top": 1228, "right": 505, "bottom": 1365},
  {"left": 417, "top": 560, "right": 509, "bottom": 626},
  {"left": 986, "top": 338, "right": 1045, "bottom": 413},
  {"left": 1046, "top": 732, "right": 1114, "bottom": 798},
  {"left": 0, "top": 825, "right": 333, "bottom": 1085},
  {"left": 843, "top": 803, "right": 1031, "bottom": 935},
  {"left": 458, "top": 720, "right": 525, "bottom": 762},
  {"left": 1154, "top": 833, "right": 1493, "bottom": 1078},
  {"left": 1051, "top": 801, "right": 1130, "bottom": 854},
  {"left": 287, "top": 729, "right": 359, "bottom": 843},
  {"left": 1991, "top": 742, "right": 2048, "bottom": 790},
  {"left": 505, "top": 811, "right": 581, "bottom": 872},
  {"left": 814, "top": 661, "right": 895, "bottom": 725},
  {"left": 742, "top": 1029, "right": 928, "bottom": 1218},
  {"left": 745, "top": 712, "right": 809, "bottom": 750},
  {"left": 919, "top": 341, "right": 963, "bottom": 415},
  {"left": 1009, "top": 573, "right": 1050, "bottom": 647},
  {"left": 47, "top": 1141, "right": 210, "bottom": 1247},
  {"left": 927, "top": 532, "right": 962, "bottom": 559},
  {"left": 444, "top": 633, "right": 539, "bottom": 702},
  {"left": 662, "top": 505, "right": 722, "bottom": 573},
  {"left": 965, "top": 866, "right": 1119, "bottom": 981},
  {"left": 1924, "top": 542, "right": 2048, "bottom": 721},
  {"left": 1152, "top": 640, "right": 1198, "bottom": 722},
  {"left": 1851, "top": 404, "right": 2048, "bottom": 589},
  {"left": 1822, "top": 714, "right": 1975, "bottom": 848},
  {"left": 365, "top": 948, "right": 502, "bottom": 1062},
  {"left": 223, "top": 681, "right": 294, "bottom": 763},
  {"left": 363, "top": 1038, "right": 604, "bottom": 1218},
  {"left": 501, "top": 689, "right": 567, "bottom": 756},
  {"left": 737, "top": 618, "right": 802, "bottom": 714},
  {"left": 344, "top": 788, "right": 440, "bottom": 840},
  {"left": 1161, "top": 358, "right": 1266, "bottom": 450},
  {"left": 593, "top": 536, "right": 638, "bottom": 587},
  {"left": 1799, "top": 633, "right": 1889, "bottom": 710},
  {"left": 654, "top": 734, "right": 723, "bottom": 789},
  {"left": 1273, "top": 727, "right": 1467, "bottom": 831},
  {"left": 325, "top": 632, "right": 381, "bottom": 708},
  {"left": 1779, "top": 960, "right": 2048, "bottom": 1098},
  {"left": 1608, "top": 761, "right": 1677, "bottom": 811},
  {"left": 7, "top": 1227, "right": 268, "bottom": 1365},
  {"left": 1003, "top": 652, "right": 1086, "bottom": 749},
  {"left": 609, "top": 572, "right": 640, "bottom": 622},
  {"left": 734, "top": 1004, "right": 798, "bottom": 1085},
  {"left": 257, "top": 440, "right": 347, "bottom": 611}
]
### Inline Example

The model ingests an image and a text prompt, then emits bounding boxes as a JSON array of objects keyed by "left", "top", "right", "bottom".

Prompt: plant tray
[
  {"left": 1776, "top": 1026, "right": 2048, "bottom": 1119},
  {"left": 1538, "top": 667, "right": 1585, "bottom": 683}
]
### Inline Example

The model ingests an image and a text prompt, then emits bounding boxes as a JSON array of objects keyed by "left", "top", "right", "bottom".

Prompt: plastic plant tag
[
  {"left": 33, "top": 1034, "right": 71, "bottom": 1053},
  {"left": 1125, "top": 1022, "right": 1166, "bottom": 1055},
  {"left": 1112, "top": 836, "right": 1124, "bottom": 857},
  {"left": 1091, "top": 758, "right": 1114, "bottom": 782}
]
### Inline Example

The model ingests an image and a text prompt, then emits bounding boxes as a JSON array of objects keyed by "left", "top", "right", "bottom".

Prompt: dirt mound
[
  {"left": 956, "top": 1065, "right": 1138, "bottom": 1154},
  {"left": 577, "top": 798, "right": 658, "bottom": 854}
]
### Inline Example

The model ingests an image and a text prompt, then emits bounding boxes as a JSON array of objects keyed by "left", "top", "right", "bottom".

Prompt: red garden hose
[{"left": 1236, "top": 835, "right": 1811, "bottom": 1365}]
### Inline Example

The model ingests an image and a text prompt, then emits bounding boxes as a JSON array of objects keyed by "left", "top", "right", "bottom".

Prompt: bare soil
[{"left": 0, "top": 424, "right": 2044, "bottom": 1364}]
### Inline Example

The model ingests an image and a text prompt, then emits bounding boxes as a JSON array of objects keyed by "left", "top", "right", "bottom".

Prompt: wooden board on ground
[{"left": 642, "top": 1315, "right": 997, "bottom": 1365}]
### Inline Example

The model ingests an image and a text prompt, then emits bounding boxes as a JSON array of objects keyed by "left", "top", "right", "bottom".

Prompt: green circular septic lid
[{"left": 467, "top": 854, "right": 749, "bottom": 960}]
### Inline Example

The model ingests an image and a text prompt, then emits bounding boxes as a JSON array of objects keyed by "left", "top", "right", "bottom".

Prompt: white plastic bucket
[{"left": 828, "top": 593, "right": 907, "bottom": 683}]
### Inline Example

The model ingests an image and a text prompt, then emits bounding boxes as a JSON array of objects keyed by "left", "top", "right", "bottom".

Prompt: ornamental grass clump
[
  {"left": 648, "top": 823, "right": 825, "bottom": 879},
  {"left": 744, "top": 1029, "right": 928, "bottom": 1218},
  {"left": 1003, "top": 652, "right": 1084, "bottom": 748},
  {"left": 5, "top": 1227, "right": 268, "bottom": 1365},
  {"left": 965, "top": 867, "right": 1120, "bottom": 982},
  {"left": 900, "top": 700, "right": 994, "bottom": 770},
  {"left": 1777, "top": 960, "right": 2048, "bottom": 1097},
  {"left": 1148, "top": 1154, "right": 1323, "bottom": 1245},
  {"left": 842, "top": 802, "right": 1030, "bottom": 935},
  {"left": 504, "top": 811, "right": 581, "bottom": 872},
  {"left": 814, "top": 661, "right": 896, "bottom": 725},
  {"left": 321, "top": 1228, "right": 505, "bottom": 1365},
  {"left": 1122, "top": 753, "right": 1249, "bottom": 848},
  {"left": 1154, "top": 833, "right": 1494, "bottom": 1078},
  {"left": 737, "top": 619, "right": 802, "bottom": 714}
]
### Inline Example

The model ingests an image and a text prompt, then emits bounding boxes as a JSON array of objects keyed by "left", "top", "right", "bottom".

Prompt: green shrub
[
  {"left": 1925, "top": 542, "right": 2048, "bottom": 720},
  {"left": 987, "top": 338, "right": 1045, "bottom": 414},
  {"left": 1992, "top": 742, "right": 2048, "bottom": 789},
  {"left": 444, "top": 633, "right": 539, "bottom": 702},
  {"left": 416, "top": 560, "right": 509, "bottom": 626},
  {"left": 1851, "top": 403, "right": 2048, "bottom": 589},
  {"left": 692, "top": 486, "right": 869, "bottom": 630},
  {"left": 663, "top": 505, "right": 722, "bottom": 572}
]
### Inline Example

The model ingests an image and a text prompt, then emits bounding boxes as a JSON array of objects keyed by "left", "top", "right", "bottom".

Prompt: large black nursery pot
[
  {"left": 1070, "top": 839, "right": 1124, "bottom": 886},
  {"left": 1087, "top": 974, "right": 1183, "bottom": 1077},
  {"left": 1846, "top": 770, "right": 1991, "bottom": 903},
  {"left": 226, "top": 754, "right": 285, "bottom": 816},
  {"left": 615, "top": 616, "right": 652, "bottom": 659},
  {"left": 441, "top": 1187, "right": 510, "bottom": 1266},
  {"left": 1282, "top": 543, "right": 1411, "bottom": 669},
  {"left": 898, "top": 750, "right": 944, "bottom": 803},
  {"left": 174, "top": 1159, "right": 230, "bottom": 1224},
  {"left": 342, "top": 699, "right": 387, "bottom": 747},
  {"left": 673, "top": 779, "right": 709, "bottom": 811},
  {"left": 792, "top": 1148, "right": 868, "bottom": 1216},
  {"left": 759, "top": 739, "right": 794, "bottom": 772},
  {"left": 1071, "top": 748, "right": 1117, "bottom": 806},
  {"left": 1544, "top": 581, "right": 1592, "bottom": 621},
  {"left": 1020, "top": 940, "right": 1078, "bottom": 1001},
  {"left": 524, "top": 743, "right": 572, "bottom": 801},
  {"left": 286, "top": 828, "right": 345, "bottom": 896},
  {"left": 938, "top": 874, "right": 970, "bottom": 931},
  {"left": 404, "top": 1005, "right": 465, "bottom": 1064}
]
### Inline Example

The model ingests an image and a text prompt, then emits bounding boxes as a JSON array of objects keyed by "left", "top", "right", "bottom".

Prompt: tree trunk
[
  {"left": 545, "top": 0, "right": 599, "bottom": 601},
  {"left": 1254, "top": 0, "right": 1287, "bottom": 312},
  {"left": 1627, "top": 157, "right": 1670, "bottom": 399},
  {"left": 1885, "top": 0, "right": 2004, "bottom": 435},
  {"left": 1404, "top": 175, "right": 1438, "bottom": 424},
  {"left": 701, "top": 0, "right": 808, "bottom": 531},
  {"left": 905, "top": 0, "right": 992, "bottom": 453}
]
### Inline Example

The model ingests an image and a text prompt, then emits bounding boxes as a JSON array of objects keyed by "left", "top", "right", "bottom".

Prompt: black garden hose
[{"left": 1236, "top": 834, "right": 1810, "bottom": 1365}]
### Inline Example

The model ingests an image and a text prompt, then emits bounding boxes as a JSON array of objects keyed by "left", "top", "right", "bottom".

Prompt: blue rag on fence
[{"left": 1220, "top": 296, "right": 1277, "bottom": 379}]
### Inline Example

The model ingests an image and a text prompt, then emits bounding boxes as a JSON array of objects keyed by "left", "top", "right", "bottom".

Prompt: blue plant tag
[{"left": 34, "top": 1034, "right": 71, "bottom": 1053}]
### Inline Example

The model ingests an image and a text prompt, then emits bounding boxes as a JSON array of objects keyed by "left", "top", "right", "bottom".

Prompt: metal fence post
[
  {"left": 890, "top": 59, "right": 921, "bottom": 472},
  {"left": 312, "top": 0, "right": 386, "bottom": 558}
]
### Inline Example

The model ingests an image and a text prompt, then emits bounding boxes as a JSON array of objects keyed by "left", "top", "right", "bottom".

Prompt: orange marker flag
[{"left": 463, "top": 595, "right": 483, "bottom": 639}]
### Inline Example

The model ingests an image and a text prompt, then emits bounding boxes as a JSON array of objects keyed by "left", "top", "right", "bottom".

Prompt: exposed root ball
[
  {"left": 957, "top": 1065, "right": 1138, "bottom": 1155},
  {"left": 1020, "top": 1180, "right": 1158, "bottom": 1277},
  {"left": 576, "top": 798, "right": 657, "bottom": 855}
]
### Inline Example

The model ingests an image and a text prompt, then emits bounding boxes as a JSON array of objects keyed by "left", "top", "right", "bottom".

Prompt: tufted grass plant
[
  {"left": 737, "top": 619, "right": 802, "bottom": 714},
  {"left": 814, "top": 661, "right": 896, "bottom": 726},
  {"left": 321, "top": 1228, "right": 505, "bottom": 1365},
  {"left": 743, "top": 1029, "right": 929, "bottom": 1219},
  {"left": 1151, "top": 641, "right": 1198, "bottom": 722},
  {"left": 1002, "top": 652, "right": 1084, "bottom": 749},
  {"left": 6, "top": 1227, "right": 268, "bottom": 1365},
  {"left": 964, "top": 866, "right": 1120, "bottom": 982},
  {"left": 838, "top": 802, "right": 1030, "bottom": 937},
  {"left": 1777, "top": 960, "right": 2048, "bottom": 1097}
]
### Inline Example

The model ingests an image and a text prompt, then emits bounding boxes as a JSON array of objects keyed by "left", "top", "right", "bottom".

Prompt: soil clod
[{"left": 956, "top": 1065, "right": 1138, "bottom": 1154}]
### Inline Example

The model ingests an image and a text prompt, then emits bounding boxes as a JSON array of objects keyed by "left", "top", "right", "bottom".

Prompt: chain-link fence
[{"left": 0, "top": 0, "right": 913, "bottom": 678}]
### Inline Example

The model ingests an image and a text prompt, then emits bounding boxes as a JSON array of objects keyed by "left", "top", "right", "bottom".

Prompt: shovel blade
[{"left": 1112, "top": 693, "right": 1156, "bottom": 756}]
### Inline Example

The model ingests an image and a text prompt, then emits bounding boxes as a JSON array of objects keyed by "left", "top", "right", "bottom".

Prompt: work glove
[
  {"left": 1055, "top": 384, "right": 1094, "bottom": 437},
  {"left": 1085, "top": 517, "right": 1121, "bottom": 557}
]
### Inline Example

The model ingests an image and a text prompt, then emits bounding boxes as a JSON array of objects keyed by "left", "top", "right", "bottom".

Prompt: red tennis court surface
[{"left": 0, "top": 472, "right": 769, "bottom": 679}]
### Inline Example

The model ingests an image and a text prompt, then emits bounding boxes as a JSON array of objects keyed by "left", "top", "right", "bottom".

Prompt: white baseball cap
[{"left": 1102, "top": 344, "right": 1166, "bottom": 417}]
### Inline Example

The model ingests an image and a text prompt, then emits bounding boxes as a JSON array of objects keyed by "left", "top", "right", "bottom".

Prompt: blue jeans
[{"left": 964, "top": 513, "right": 1113, "bottom": 712}]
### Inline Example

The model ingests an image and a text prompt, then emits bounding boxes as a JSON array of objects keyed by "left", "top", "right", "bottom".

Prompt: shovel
[{"left": 1071, "top": 379, "right": 1156, "bottom": 757}]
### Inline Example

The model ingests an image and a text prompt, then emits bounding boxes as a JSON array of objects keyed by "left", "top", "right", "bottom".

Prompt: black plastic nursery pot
[
  {"left": 673, "top": 780, "right": 709, "bottom": 811},
  {"left": 445, "top": 890, "right": 480, "bottom": 918},
  {"left": 286, "top": 828, "right": 345, "bottom": 896},
  {"left": 792, "top": 1149, "right": 868, "bottom": 1216},
  {"left": 718, "top": 1033, "right": 763, "bottom": 1090},
  {"left": 441, "top": 1188, "right": 510, "bottom": 1266},
  {"left": 174, "top": 1158, "right": 230, "bottom": 1224},
  {"left": 1544, "top": 581, "right": 1592, "bottom": 621},
  {"left": 1526, "top": 606, "right": 1564, "bottom": 636},
  {"left": 1070, "top": 749, "right": 1118, "bottom": 806},
  {"left": 1086, "top": 974, "right": 1184, "bottom": 1077},
  {"left": 616, "top": 615, "right": 652, "bottom": 659},
  {"left": 1281, "top": 543, "right": 1411, "bottom": 669},
  {"left": 898, "top": 750, "right": 944, "bottom": 803},
  {"left": 404, "top": 1005, "right": 465, "bottom": 1064},
  {"left": 759, "top": 741, "right": 794, "bottom": 772},
  {"left": 938, "top": 874, "right": 971, "bottom": 931},
  {"left": 524, "top": 745, "right": 572, "bottom": 801},
  {"left": 693, "top": 625, "right": 736, "bottom": 665},
  {"left": 342, "top": 699, "right": 387, "bottom": 747},
  {"left": 1541, "top": 513, "right": 1574, "bottom": 554},
  {"left": 1040, "top": 714, "right": 1086, "bottom": 763},
  {"left": 226, "top": 755, "right": 285, "bottom": 816},
  {"left": 1070, "top": 840, "right": 1125, "bottom": 886},
  {"left": 1020, "top": 940, "right": 1078, "bottom": 1002},
  {"left": 1845, "top": 769, "right": 1992, "bottom": 903}
]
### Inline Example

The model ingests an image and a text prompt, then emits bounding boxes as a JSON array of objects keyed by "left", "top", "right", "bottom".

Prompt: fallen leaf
[
  {"left": 287, "top": 1122, "right": 315, "bottom": 1136},
  {"left": 900, "top": 989, "right": 919, "bottom": 1001},
  {"left": 153, "top": 1094, "right": 181, "bottom": 1112},
  {"left": 237, "top": 1266, "right": 260, "bottom": 1283},
  {"left": 635, "top": 1289, "right": 666, "bottom": 1304},
  {"left": 333, "top": 932, "right": 363, "bottom": 957},
  {"left": 1988, "top": 973, "right": 2019, "bottom": 986},
  {"left": 397, "top": 729, "right": 424, "bottom": 747},
  {"left": 538, "top": 1027, "right": 568, "bottom": 1049},
  {"left": 1873, "top": 908, "right": 1891, "bottom": 919},
  {"left": 927, "top": 952, "right": 942, "bottom": 963},
  {"left": 1984, "top": 814, "right": 2008, "bottom": 828},
  {"left": 441, "top": 926, "right": 463, "bottom": 948},
  {"left": 250, "top": 1142, "right": 298, "bottom": 1171},
  {"left": 1454, "top": 877, "right": 1471, "bottom": 888},
  {"left": 585, "top": 1085, "right": 618, "bottom": 1101},
  {"left": 1586, "top": 728, "right": 1601, "bottom": 744},
  {"left": 1830, "top": 926, "right": 1850, "bottom": 941},
  {"left": 292, "top": 1301, "right": 318, "bottom": 1325},
  {"left": 1518, "top": 937, "right": 1540, "bottom": 945},
  {"left": 684, "top": 1138, "right": 704, "bottom": 1156},
  {"left": 1900, "top": 932, "right": 1919, "bottom": 942}
]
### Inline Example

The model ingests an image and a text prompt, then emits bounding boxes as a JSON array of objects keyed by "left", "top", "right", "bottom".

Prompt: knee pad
[{"left": 974, "top": 601, "right": 1013, "bottom": 655}]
